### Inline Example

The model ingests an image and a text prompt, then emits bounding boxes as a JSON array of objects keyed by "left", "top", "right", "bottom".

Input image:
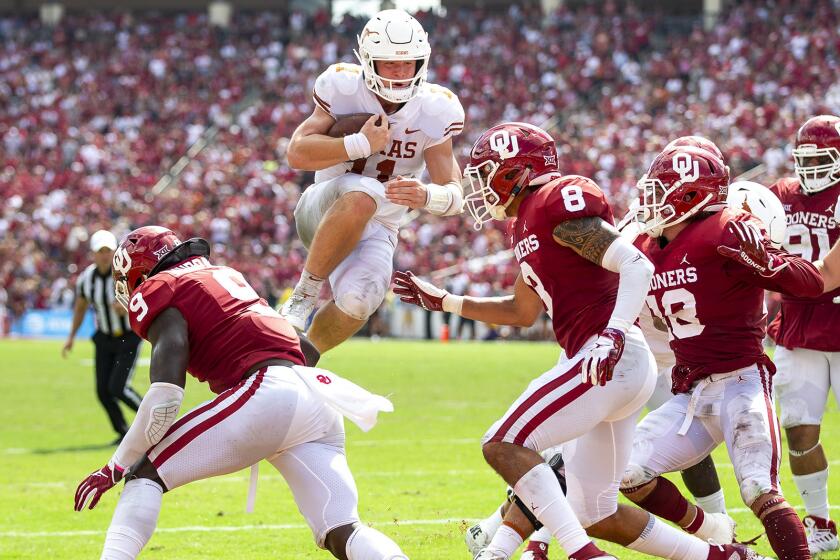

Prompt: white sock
[
  {"left": 481, "top": 506, "right": 505, "bottom": 538},
  {"left": 513, "top": 463, "right": 590, "bottom": 555},
  {"left": 486, "top": 524, "right": 523, "bottom": 559},
  {"left": 627, "top": 513, "right": 710, "bottom": 560},
  {"left": 345, "top": 525, "right": 407, "bottom": 560},
  {"left": 294, "top": 269, "right": 324, "bottom": 297},
  {"left": 695, "top": 490, "right": 727, "bottom": 515},
  {"left": 530, "top": 526, "right": 551, "bottom": 544},
  {"left": 101, "top": 479, "right": 163, "bottom": 560},
  {"left": 793, "top": 469, "right": 830, "bottom": 520}
]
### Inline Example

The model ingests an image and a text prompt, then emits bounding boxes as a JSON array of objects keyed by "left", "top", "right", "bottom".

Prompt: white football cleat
[
  {"left": 466, "top": 522, "right": 493, "bottom": 557},
  {"left": 474, "top": 550, "right": 507, "bottom": 560},
  {"left": 804, "top": 515, "right": 839, "bottom": 555},
  {"left": 279, "top": 292, "right": 316, "bottom": 331},
  {"left": 694, "top": 511, "right": 736, "bottom": 545}
]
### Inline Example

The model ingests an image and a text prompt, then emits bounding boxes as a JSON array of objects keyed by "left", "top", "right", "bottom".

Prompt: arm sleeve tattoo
[{"left": 552, "top": 216, "right": 620, "bottom": 266}]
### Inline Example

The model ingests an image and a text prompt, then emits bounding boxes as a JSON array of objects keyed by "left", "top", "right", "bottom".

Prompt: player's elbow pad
[
  {"left": 602, "top": 237, "right": 654, "bottom": 333},
  {"left": 113, "top": 382, "right": 184, "bottom": 469},
  {"left": 602, "top": 237, "right": 654, "bottom": 278},
  {"left": 424, "top": 182, "right": 464, "bottom": 216}
]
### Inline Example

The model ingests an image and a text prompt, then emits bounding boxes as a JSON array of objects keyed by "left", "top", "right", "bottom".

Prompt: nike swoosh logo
[{"left": 404, "top": 128, "right": 421, "bottom": 134}]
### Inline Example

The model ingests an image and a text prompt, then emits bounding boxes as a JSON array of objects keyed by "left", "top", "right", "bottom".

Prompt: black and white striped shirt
[{"left": 76, "top": 264, "right": 132, "bottom": 337}]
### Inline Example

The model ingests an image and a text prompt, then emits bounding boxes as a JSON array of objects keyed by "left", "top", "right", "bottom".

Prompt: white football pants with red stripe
[
  {"left": 482, "top": 326, "right": 657, "bottom": 527},
  {"left": 147, "top": 365, "right": 358, "bottom": 547},
  {"left": 621, "top": 363, "right": 783, "bottom": 507}
]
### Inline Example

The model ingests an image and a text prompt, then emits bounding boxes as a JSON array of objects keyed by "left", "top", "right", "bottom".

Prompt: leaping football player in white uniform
[{"left": 281, "top": 9, "right": 465, "bottom": 353}]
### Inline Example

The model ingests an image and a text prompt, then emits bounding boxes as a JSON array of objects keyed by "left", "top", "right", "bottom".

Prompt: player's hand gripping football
[
  {"left": 717, "top": 221, "right": 787, "bottom": 277},
  {"left": 74, "top": 461, "right": 123, "bottom": 511},
  {"left": 392, "top": 270, "right": 449, "bottom": 312},
  {"left": 359, "top": 114, "right": 390, "bottom": 154},
  {"left": 580, "top": 328, "right": 625, "bottom": 386}
]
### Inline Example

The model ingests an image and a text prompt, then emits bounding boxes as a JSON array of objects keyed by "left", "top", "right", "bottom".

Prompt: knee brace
[
  {"left": 334, "top": 279, "right": 386, "bottom": 321},
  {"left": 509, "top": 455, "right": 568, "bottom": 531},
  {"left": 345, "top": 525, "right": 408, "bottom": 560}
]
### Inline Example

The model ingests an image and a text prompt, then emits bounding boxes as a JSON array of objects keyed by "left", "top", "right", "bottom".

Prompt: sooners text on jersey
[
  {"left": 638, "top": 210, "right": 768, "bottom": 392},
  {"left": 769, "top": 177, "right": 840, "bottom": 351},
  {"left": 511, "top": 176, "right": 618, "bottom": 356},
  {"left": 639, "top": 208, "right": 823, "bottom": 392},
  {"left": 127, "top": 257, "right": 305, "bottom": 394}
]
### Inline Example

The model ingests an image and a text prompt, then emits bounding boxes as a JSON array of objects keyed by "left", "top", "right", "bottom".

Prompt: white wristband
[
  {"left": 343, "top": 132, "right": 372, "bottom": 161},
  {"left": 443, "top": 294, "right": 464, "bottom": 315},
  {"left": 424, "top": 183, "right": 455, "bottom": 215}
]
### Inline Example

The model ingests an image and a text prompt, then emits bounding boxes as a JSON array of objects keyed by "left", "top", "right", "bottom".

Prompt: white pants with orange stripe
[
  {"left": 294, "top": 174, "right": 399, "bottom": 321},
  {"left": 482, "top": 326, "right": 657, "bottom": 527},
  {"left": 621, "top": 364, "right": 783, "bottom": 507},
  {"left": 147, "top": 366, "right": 359, "bottom": 547}
]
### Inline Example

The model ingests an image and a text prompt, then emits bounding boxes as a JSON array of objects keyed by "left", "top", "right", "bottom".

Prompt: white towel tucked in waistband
[{"left": 292, "top": 365, "right": 394, "bottom": 432}]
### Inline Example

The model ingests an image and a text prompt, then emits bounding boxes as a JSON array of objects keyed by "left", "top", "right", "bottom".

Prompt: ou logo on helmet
[
  {"left": 672, "top": 153, "right": 700, "bottom": 183},
  {"left": 113, "top": 246, "right": 132, "bottom": 276},
  {"left": 489, "top": 130, "right": 520, "bottom": 160}
]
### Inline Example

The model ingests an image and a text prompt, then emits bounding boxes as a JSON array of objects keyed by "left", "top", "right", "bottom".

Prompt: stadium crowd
[{"left": 1, "top": 0, "right": 839, "bottom": 330}]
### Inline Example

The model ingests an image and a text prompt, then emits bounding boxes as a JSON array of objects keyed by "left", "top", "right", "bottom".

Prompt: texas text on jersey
[
  {"left": 312, "top": 62, "right": 465, "bottom": 185},
  {"left": 127, "top": 257, "right": 305, "bottom": 394},
  {"left": 769, "top": 177, "right": 840, "bottom": 351},
  {"left": 511, "top": 175, "right": 618, "bottom": 356},
  {"left": 638, "top": 208, "right": 823, "bottom": 392}
]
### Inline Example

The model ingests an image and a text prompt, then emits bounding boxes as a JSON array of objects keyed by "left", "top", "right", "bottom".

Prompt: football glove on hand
[
  {"left": 74, "top": 460, "right": 123, "bottom": 511},
  {"left": 717, "top": 221, "right": 787, "bottom": 277},
  {"left": 393, "top": 270, "right": 449, "bottom": 312},
  {"left": 580, "top": 328, "right": 625, "bottom": 386}
]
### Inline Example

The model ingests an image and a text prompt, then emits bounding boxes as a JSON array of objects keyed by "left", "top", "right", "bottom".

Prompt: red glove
[
  {"left": 392, "top": 270, "right": 449, "bottom": 312},
  {"left": 717, "top": 221, "right": 787, "bottom": 277},
  {"left": 580, "top": 328, "right": 625, "bottom": 386},
  {"left": 74, "top": 461, "right": 123, "bottom": 511}
]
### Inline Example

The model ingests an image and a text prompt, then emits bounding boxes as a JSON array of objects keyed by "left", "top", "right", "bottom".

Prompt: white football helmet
[
  {"left": 727, "top": 181, "right": 787, "bottom": 248},
  {"left": 354, "top": 9, "right": 431, "bottom": 104}
]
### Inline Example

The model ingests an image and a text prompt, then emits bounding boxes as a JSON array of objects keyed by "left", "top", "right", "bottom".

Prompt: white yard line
[
  {"left": 2, "top": 438, "right": 478, "bottom": 455},
  {"left": 2, "top": 469, "right": 490, "bottom": 490},
  {"left": 0, "top": 518, "right": 474, "bottom": 539},
  {"left": 7, "top": 506, "right": 840, "bottom": 539}
]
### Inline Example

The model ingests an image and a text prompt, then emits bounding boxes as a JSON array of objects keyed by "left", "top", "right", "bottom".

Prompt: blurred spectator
[{"left": 1, "top": 1, "right": 839, "bottom": 337}]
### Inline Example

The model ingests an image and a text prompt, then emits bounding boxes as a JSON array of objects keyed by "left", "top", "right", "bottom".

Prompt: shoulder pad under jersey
[
  {"left": 312, "top": 63, "right": 366, "bottom": 117},
  {"left": 416, "top": 82, "right": 465, "bottom": 145}
]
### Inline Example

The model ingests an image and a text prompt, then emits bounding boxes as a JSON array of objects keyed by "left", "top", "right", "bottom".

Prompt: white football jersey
[{"left": 311, "top": 62, "right": 464, "bottom": 200}]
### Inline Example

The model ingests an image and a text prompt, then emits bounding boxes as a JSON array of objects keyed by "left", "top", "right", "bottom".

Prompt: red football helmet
[
  {"left": 112, "top": 226, "right": 182, "bottom": 310},
  {"left": 464, "top": 122, "right": 562, "bottom": 230},
  {"left": 664, "top": 135, "right": 724, "bottom": 161},
  {"left": 793, "top": 115, "right": 840, "bottom": 193},
  {"left": 635, "top": 145, "right": 730, "bottom": 237}
]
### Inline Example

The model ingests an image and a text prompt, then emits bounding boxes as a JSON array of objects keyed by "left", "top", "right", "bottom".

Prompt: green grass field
[{"left": 1, "top": 338, "right": 839, "bottom": 559}]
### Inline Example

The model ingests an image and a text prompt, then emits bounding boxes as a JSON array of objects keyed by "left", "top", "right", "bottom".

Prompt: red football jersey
[
  {"left": 127, "top": 257, "right": 305, "bottom": 394},
  {"left": 768, "top": 177, "right": 840, "bottom": 351},
  {"left": 511, "top": 175, "right": 617, "bottom": 356},
  {"left": 638, "top": 208, "right": 823, "bottom": 392}
]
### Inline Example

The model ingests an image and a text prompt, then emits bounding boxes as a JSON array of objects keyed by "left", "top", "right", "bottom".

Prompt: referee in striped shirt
[{"left": 62, "top": 230, "right": 143, "bottom": 444}]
